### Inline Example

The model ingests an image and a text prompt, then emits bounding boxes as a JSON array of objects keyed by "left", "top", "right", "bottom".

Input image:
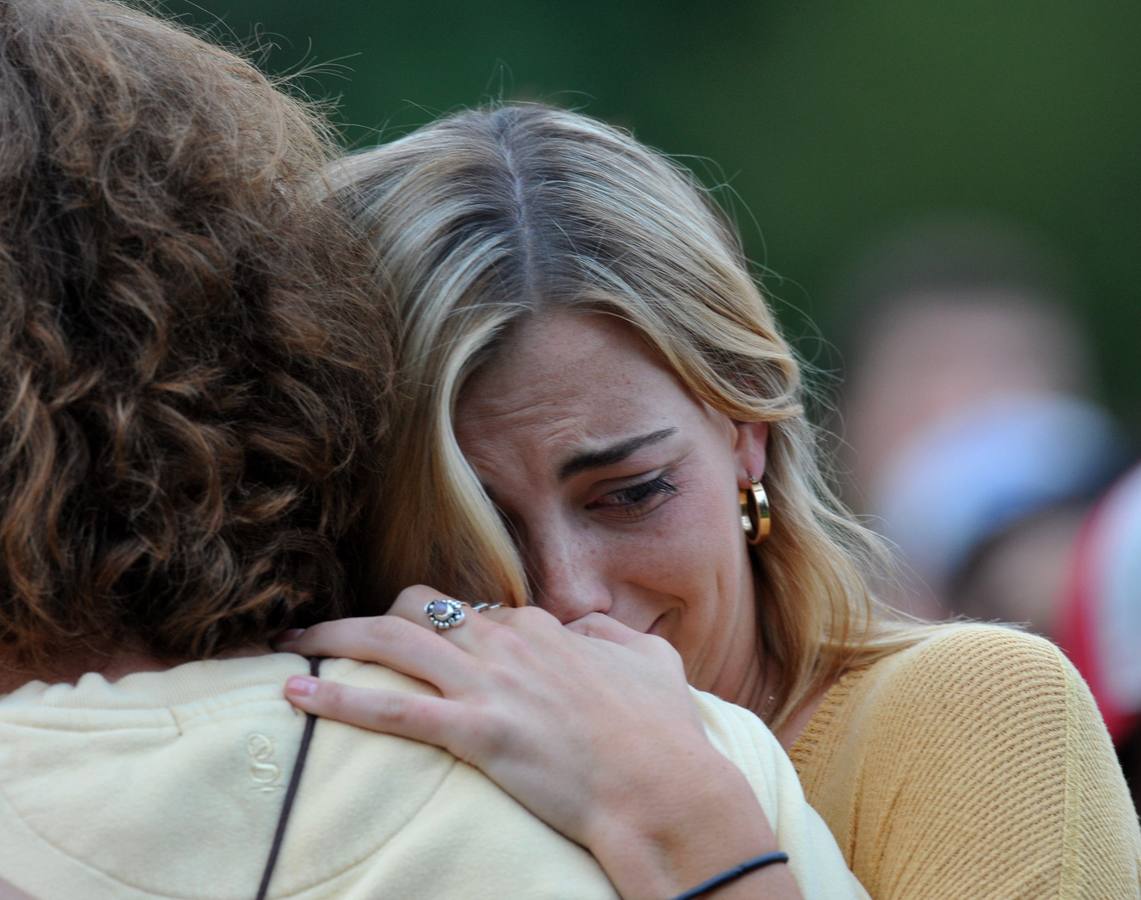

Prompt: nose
[{"left": 526, "top": 531, "right": 612, "bottom": 623}]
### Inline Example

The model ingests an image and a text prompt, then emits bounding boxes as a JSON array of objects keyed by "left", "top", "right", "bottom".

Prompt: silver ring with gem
[{"left": 425, "top": 598, "right": 467, "bottom": 630}]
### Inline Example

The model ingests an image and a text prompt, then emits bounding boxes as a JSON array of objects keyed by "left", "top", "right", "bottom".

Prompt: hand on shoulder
[{"left": 277, "top": 586, "right": 804, "bottom": 899}]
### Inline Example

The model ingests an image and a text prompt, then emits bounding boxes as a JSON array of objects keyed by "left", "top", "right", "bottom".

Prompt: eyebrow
[{"left": 557, "top": 427, "right": 678, "bottom": 481}]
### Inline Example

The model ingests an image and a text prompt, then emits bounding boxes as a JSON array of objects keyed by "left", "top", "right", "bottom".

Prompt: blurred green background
[{"left": 166, "top": 0, "right": 1140, "bottom": 433}]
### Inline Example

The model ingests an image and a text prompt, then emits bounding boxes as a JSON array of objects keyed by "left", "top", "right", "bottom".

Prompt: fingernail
[
  {"left": 275, "top": 628, "right": 306, "bottom": 646},
  {"left": 285, "top": 675, "right": 318, "bottom": 698}
]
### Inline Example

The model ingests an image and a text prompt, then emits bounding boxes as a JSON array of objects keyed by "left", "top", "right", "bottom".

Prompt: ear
[{"left": 732, "top": 421, "right": 769, "bottom": 485}]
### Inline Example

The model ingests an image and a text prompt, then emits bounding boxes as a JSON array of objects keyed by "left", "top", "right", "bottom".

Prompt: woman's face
[{"left": 455, "top": 311, "right": 769, "bottom": 705}]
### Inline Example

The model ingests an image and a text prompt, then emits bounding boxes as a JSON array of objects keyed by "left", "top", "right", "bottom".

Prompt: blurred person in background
[
  {"left": 835, "top": 220, "right": 1128, "bottom": 626},
  {"left": 1057, "top": 461, "right": 1141, "bottom": 810},
  {"left": 277, "top": 105, "right": 1141, "bottom": 897},
  {"left": 0, "top": 3, "right": 869, "bottom": 897},
  {"left": 835, "top": 219, "right": 1139, "bottom": 805}
]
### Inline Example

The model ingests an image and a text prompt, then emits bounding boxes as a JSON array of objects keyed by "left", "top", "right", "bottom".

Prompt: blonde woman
[{"left": 280, "top": 105, "right": 1141, "bottom": 897}]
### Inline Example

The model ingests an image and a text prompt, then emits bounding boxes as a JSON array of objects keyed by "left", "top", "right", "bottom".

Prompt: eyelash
[{"left": 588, "top": 474, "right": 679, "bottom": 518}]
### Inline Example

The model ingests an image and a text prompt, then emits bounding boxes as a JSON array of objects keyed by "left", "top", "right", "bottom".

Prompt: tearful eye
[{"left": 587, "top": 474, "right": 678, "bottom": 519}]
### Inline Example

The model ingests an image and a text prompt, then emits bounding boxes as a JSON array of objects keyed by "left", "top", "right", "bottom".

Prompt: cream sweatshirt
[{"left": 0, "top": 653, "right": 866, "bottom": 899}]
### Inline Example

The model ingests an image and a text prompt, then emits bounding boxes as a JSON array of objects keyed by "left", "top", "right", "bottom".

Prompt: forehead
[{"left": 456, "top": 311, "right": 698, "bottom": 456}]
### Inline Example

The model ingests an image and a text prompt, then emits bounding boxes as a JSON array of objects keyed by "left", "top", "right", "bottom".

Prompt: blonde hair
[{"left": 335, "top": 104, "right": 934, "bottom": 725}]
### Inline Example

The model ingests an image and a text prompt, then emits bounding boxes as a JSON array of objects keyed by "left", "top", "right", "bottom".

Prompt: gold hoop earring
[{"left": 739, "top": 478, "right": 771, "bottom": 545}]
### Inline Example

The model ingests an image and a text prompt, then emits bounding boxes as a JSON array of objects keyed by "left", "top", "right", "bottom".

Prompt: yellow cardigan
[{"left": 790, "top": 624, "right": 1141, "bottom": 898}]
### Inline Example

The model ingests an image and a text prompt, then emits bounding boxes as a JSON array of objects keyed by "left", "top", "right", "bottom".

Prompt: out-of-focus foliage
[{"left": 163, "top": 0, "right": 1141, "bottom": 429}]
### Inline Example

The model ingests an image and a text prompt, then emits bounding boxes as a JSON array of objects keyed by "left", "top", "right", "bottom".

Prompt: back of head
[
  {"left": 335, "top": 104, "right": 910, "bottom": 723},
  {"left": 0, "top": 0, "right": 391, "bottom": 672}
]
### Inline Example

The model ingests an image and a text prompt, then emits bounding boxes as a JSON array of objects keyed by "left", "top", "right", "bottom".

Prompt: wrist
[
  {"left": 584, "top": 746, "right": 782, "bottom": 898},
  {"left": 671, "top": 852, "right": 791, "bottom": 900}
]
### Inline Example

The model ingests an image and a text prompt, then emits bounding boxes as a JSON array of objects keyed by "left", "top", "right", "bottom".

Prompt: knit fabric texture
[{"left": 789, "top": 624, "right": 1141, "bottom": 899}]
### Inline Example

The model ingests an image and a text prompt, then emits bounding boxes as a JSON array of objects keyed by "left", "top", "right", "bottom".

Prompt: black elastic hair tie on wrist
[{"left": 670, "top": 850, "right": 790, "bottom": 900}]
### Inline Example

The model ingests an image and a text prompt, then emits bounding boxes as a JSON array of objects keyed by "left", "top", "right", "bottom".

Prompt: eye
[{"left": 586, "top": 473, "right": 678, "bottom": 519}]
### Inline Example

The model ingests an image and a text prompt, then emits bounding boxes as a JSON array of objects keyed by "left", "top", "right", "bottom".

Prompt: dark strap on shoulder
[{"left": 256, "top": 657, "right": 321, "bottom": 900}]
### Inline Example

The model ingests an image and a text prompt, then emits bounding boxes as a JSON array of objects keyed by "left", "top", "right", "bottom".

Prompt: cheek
[{"left": 630, "top": 481, "right": 743, "bottom": 595}]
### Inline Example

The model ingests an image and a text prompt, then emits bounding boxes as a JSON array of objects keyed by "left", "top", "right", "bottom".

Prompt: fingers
[
  {"left": 565, "top": 613, "right": 682, "bottom": 670},
  {"left": 385, "top": 584, "right": 453, "bottom": 626},
  {"left": 384, "top": 585, "right": 506, "bottom": 649},
  {"left": 276, "top": 581, "right": 610, "bottom": 703},
  {"left": 272, "top": 586, "right": 552, "bottom": 688},
  {"left": 276, "top": 615, "right": 474, "bottom": 692},
  {"left": 564, "top": 611, "right": 648, "bottom": 645},
  {"left": 284, "top": 677, "right": 466, "bottom": 752},
  {"left": 387, "top": 585, "right": 562, "bottom": 652}
]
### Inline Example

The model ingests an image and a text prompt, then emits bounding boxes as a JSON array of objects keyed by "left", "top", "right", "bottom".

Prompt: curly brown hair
[{"left": 0, "top": 0, "right": 391, "bottom": 670}]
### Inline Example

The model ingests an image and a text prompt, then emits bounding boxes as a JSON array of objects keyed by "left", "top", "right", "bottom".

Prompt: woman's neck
[
  {"left": 717, "top": 646, "right": 836, "bottom": 751},
  {"left": 773, "top": 681, "right": 835, "bottom": 751}
]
